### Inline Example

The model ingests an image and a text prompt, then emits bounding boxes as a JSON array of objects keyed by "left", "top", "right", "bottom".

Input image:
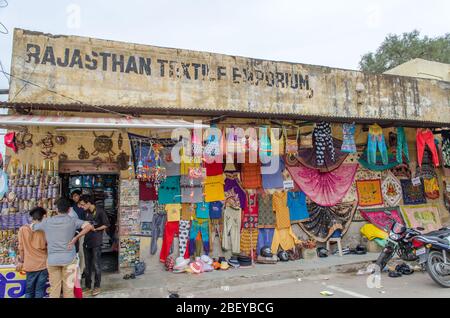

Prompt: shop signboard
[{"left": 0, "top": 267, "right": 50, "bottom": 298}]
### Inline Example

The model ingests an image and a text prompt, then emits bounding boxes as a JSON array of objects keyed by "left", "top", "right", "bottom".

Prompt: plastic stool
[{"left": 326, "top": 237, "right": 343, "bottom": 257}]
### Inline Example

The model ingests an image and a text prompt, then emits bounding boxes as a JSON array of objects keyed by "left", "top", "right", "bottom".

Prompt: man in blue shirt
[{"left": 32, "top": 197, "right": 93, "bottom": 298}]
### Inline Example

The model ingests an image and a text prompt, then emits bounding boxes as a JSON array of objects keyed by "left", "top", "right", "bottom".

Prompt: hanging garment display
[
  {"left": 341, "top": 123, "right": 356, "bottom": 153},
  {"left": 189, "top": 218, "right": 210, "bottom": 255},
  {"left": 400, "top": 204, "right": 442, "bottom": 233},
  {"left": 160, "top": 148, "right": 181, "bottom": 177},
  {"left": 272, "top": 191, "right": 291, "bottom": 230},
  {"left": 381, "top": 171, "right": 402, "bottom": 207},
  {"left": 400, "top": 179, "right": 427, "bottom": 205},
  {"left": 415, "top": 147, "right": 438, "bottom": 180},
  {"left": 150, "top": 205, "right": 166, "bottom": 255},
  {"left": 160, "top": 221, "right": 180, "bottom": 262},
  {"left": 441, "top": 130, "right": 450, "bottom": 168},
  {"left": 261, "top": 156, "right": 285, "bottom": 189},
  {"left": 395, "top": 127, "right": 410, "bottom": 163},
  {"left": 181, "top": 203, "right": 195, "bottom": 221},
  {"left": 224, "top": 173, "right": 247, "bottom": 209},
  {"left": 241, "top": 159, "right": 262, "bottom": 189},
  {"left": 177, "top": 219, "right": 191, "bottom": 258},
  {"left": 257, "top": 193, "right": 275, "bottom": 228},
  {"left": 358, "top": 149, "right": 399, "bottom": 171},
  {"left": 157, "top": 176, "right": 181, "bottom": 204},
  {"left": 423, "top": 177, "right": 440, "bottom": 200},
  {"left": 242, "top": 193, "right": 258, "bottom": 229},
  {"left": 165, "top": 203, "right": 182, "bottom": 222},
  {"left": 296, "top": 134, "right": 348, "bottom": 172},
  {"left": 287, "top": 191, "right": 309, "bottom": 223},
  {"left": 286, "top": 163, "right": 358, "bottom": 207},
  {"left": 180, "top": 175, "right": 203, "bottom": 203},
  {"left": 204, "top": 174, "right": 226, "bottom": 202},
  {"left": 367, "top": 124, "right": 388, "bottom": 166},
  {"left": 297, "top": 201, "right": 358, "bottom": 243},
  {"left": 359, "top": 207, "right": 404, "bottom": 232},
  {"left": 259, "top": 126, "right": 272, "bottom": 157},
  {"left": 209, "top": 201, "right": 223, "bottom": 219},
  {"left": 417, "top": 129, "right": 439, "bottom": 167},
  {"left": 222, "top": 205, "right": 242, "bottom": 254},
  {"left": 313, "top": 122, "right": 335, "bottom": 166},
  {"left": 209, "top": 218, "right": 223, "bottom": 256},
  {"left": 271, "top": 227, "right": 300, "bottom": 254},
  {"left": 240, "top": 228, "right": 258, "bottom": 257},
  {"left": 356, "top": 179, "right": 384, "bottom": 207}
]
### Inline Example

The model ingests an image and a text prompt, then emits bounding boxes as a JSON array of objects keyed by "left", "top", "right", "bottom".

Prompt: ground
[{"left": 88, "top": 253, "right": 450, "bottom": 298}]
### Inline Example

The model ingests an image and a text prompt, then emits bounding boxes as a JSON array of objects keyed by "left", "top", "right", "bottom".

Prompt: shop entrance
[{"left": 59, "top": 160, "right": 120, "bottom": 273}]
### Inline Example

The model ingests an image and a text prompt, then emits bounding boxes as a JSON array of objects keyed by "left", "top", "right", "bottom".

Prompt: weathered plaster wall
[{"left": 8, "top": 29, "right": 450, "bottom": 123}]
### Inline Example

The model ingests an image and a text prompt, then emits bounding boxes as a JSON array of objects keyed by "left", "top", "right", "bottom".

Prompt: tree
[{"left": 359, "top": 30, "right": 450, "bottom": 74}]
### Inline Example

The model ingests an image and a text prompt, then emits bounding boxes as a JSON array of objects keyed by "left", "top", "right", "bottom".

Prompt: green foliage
[{"left": 359, "top": 30, "right": 450, "bottom": 74}]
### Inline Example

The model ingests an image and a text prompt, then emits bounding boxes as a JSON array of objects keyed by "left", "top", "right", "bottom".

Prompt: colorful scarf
[
  {"left": 296, "top": 137, "right": 348, "bottom": 172},
  {"left": 286, "top": 163, "right": 358, "bottom": 207}
]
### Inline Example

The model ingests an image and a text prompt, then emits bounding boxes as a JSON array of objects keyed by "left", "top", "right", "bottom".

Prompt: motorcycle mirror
[{"left": 416, "top": 227, "right": 425, "bottom": 231}]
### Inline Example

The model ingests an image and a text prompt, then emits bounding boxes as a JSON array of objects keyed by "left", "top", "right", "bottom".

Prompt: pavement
[{"left": 94, "top": 253, "right": 380, "bottom": 298}]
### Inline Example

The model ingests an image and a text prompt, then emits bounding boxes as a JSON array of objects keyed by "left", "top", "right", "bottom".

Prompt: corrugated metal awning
[{"left": 0, "top": 115, "right": 208, "bottom": 129}]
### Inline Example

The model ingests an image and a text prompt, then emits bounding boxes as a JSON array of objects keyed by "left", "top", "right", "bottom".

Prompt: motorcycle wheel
[
  {"left": 426, "top": 250, "right": 450, "bottom": 288},
  {"left": 375, "top": 250, "right": 393, "bottom": 271}
]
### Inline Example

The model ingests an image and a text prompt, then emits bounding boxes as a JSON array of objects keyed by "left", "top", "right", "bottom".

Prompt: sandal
[
  {"left": 395, "top": 264, "right": 414, "bottom": 275},
  {"left": 123, "top": 273, "right": 136, "bottom": 280}
]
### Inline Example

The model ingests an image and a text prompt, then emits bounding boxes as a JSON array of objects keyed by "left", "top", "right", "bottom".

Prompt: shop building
[{"left": 0, "top": 28, "right": 449, "bottom": 296}]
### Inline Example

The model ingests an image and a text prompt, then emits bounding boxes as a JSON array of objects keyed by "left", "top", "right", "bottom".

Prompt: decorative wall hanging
[
  {"left": 78, "top": 145, "right": 90, "bottom": 160},
  {"left": 298, "top": 201, "right": 358, "bottom": 242},
  {"left": 37, "top": 132, "right": 57, "bottom": 160},
  {"left": 381, "top": 171, "right": 402, "bottom": 207},
  {"left": 286, "top": 163, "right": 358, "bottom": 207},
  {"left": 15, "top": 128, "right": 33, "bottom": 150},
  {"left": 423, "top": 177, "right": 440, "bottom": 200},
  {"left": 116, "top": 150, "right": 130, "bottom": 171},
  {"left": 400, "top": 179, "right": 427, "bottom": 205},
  {"left": 55, "top": 135, "right": 67, "bottom": 145},
  {"left": 359, "top": 206, "right": 404, "bottom": 232},
  {"left": 400, "top": 204, "right": 441, "bottom": 233},
  {"left": 356, "top": 168, "right": 381, "bottom": 181},
  {"left": 414, "top": 148, "right": 438, "bottom": 180},
  {"left": 356, "top": 179, "right": 383, "bottom": 207},
  {"left": 58, "top": 153, "right": 68, "bottom": 162},
  {"left": 118, "top": 133, "right": 123, "bottom": 150},
  {"left": 92, "top": 131, "right": 116, "bottom": 160}
]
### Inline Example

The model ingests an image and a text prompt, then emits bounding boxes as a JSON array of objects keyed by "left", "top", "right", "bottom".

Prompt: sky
[{"left": 0, "top": 0, "right": 449, "bottom": 94}]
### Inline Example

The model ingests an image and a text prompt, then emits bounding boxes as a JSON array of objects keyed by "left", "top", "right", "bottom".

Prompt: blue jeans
[{"left": 25, "top": 269, "right": 48, "bottom": 298}]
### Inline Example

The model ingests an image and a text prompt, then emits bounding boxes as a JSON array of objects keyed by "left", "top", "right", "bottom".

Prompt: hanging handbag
[{"left": 284, "top": 127, "right": 299, "bottom": 155}]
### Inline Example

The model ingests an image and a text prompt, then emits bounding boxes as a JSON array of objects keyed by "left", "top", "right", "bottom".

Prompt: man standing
[
  {"left": 69, "top": 190, "right": 86, "bottom": 277},
  {"left": 79, "top": 195, "right": 110, "bottom": 297},
  {"left": 16, "top": 207, "right": 48, "bottom": 298},
  {"left": 31, "top": 197, "right": 93, "bottom": 298}
]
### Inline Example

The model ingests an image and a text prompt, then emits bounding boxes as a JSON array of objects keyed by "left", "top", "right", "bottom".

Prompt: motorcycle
[
  {"left": 413, "top": 227, "right": 450, "bottom": 288},
  {"left": 375, "top": 211, "right": 424, "bottom": 270}
]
